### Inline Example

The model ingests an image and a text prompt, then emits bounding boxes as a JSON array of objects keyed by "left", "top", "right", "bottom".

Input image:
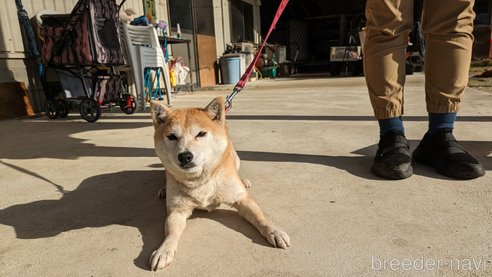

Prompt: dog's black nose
[{"left": 178, "top": 151, "right": 194, "bottom": 165}]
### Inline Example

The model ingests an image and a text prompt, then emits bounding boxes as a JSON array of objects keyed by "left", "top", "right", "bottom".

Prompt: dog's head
[{"left": 150, "top": 97, "right": 229, "bottom": 180}]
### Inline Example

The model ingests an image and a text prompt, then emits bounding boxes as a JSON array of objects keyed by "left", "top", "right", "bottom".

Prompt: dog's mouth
[{"left": 179, "top": 163, "right": 196, "bottom": 169}]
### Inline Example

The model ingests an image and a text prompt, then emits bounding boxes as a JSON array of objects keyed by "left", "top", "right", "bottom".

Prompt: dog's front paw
[
  {"left": 149, "top": 245, "right": 176, "bottom": 271},
  {"left": 265, "top": 227, "right": 291, "bottom": 249}
]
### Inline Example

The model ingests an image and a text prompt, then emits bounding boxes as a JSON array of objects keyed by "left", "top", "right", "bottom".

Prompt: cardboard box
[{"left": 330, "top": 46, "right": 362, "bottom": 62}]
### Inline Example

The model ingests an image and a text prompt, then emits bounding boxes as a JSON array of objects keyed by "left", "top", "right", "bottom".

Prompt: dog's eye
[
  {"left": 196, "top": 131, "right": 207, "bottom": 138},
  {"left": 167, "top": 134, "right": 178, "bottom": 141}
]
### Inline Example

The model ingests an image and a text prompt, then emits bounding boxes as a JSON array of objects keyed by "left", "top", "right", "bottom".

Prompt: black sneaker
[
  {"left": 372, "top": 132, "right": 413, "bottom": 179},
  {"left": 413, "top": 129, "right": 485, "bottom": 180}
]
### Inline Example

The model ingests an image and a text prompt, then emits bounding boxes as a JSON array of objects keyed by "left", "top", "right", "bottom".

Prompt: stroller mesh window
[
  {"left": 96, "top": 17, "right": 121, "bottom": 50},
  {"left": 41, "top": 0, "right": 126, "bottom": 65}
]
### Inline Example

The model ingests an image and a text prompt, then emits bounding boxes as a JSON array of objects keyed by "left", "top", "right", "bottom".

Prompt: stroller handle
[{"left": 117, "top": 0, "right": 127, "bottom": 12}]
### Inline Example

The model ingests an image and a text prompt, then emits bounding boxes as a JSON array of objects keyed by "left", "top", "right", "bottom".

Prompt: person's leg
[
  {"left": 413, "top": 0, "right": 484, "bottom": 179},
  {"left": 364, "top": 0, "right": 413, "bottom": 179},
  {"left": 422, "top": 0, "right": 474, "bottom": 115},
  {"left": 364, "top": 0, "right": 413, "bottom": 121}
]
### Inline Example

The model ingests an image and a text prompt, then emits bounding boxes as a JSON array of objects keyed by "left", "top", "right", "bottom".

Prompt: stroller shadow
[{"left": 0, "top": 120, "right": 155, "bottom": 160}]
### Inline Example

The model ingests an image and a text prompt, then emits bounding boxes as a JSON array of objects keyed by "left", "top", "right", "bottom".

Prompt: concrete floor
[{"left": 0, "top": 74, "right": 491, "bottom": 276}]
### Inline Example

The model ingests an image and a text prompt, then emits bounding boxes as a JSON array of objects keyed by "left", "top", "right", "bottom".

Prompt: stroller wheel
[
  {"left": 79, "top": 98, "right": 101, "bottom": 122},
  {"left": 45, "top": 99, "right": 59, "bottom": 119},
  {"left": 57, "top": 99, "right": 69, "bottom": 118},
  {"left": 119, "top": 94, "right": 137, "bottom": 114}
]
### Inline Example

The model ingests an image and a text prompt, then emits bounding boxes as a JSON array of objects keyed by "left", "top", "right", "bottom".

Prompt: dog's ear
[
  {"left": 205, "top": 97, "right": 226, "bottom": 124},
  {"left": 150, "top": 100, "right": 172, "bottom": 127}
]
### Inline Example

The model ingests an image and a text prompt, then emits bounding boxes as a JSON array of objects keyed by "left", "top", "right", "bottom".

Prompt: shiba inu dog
[{"left": 149, "top": 97, "right": 290, "bottom": 271}]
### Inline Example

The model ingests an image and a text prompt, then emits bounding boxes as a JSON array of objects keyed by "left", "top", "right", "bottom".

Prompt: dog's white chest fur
[
  {"left": 167, "top": 174, "right": 244, "bottom": 212},
  {"left": 183, "top": 179, "right": 221, "bottom": 211}
]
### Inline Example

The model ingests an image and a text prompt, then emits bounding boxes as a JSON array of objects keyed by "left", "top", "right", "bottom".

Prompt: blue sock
[
  {"left": 378, "top": 117, "right": 405, "bottom": 136},
  {"left": 428, "top": 112, "right": 456, "bottom": 134}
]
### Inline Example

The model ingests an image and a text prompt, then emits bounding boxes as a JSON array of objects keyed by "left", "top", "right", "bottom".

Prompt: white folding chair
[{"left": 122, "top": 24, "right": 172, "bottom": 109}]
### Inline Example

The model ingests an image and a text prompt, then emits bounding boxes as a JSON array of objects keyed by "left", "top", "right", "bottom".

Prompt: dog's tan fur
[{"left": 149, "top": 97, "right": 290, "bottom": 271}]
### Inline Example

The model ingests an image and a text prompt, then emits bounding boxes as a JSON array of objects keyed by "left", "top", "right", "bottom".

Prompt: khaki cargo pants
[{"left": 363, "top": 0, "right": 475, "bottom": 119}]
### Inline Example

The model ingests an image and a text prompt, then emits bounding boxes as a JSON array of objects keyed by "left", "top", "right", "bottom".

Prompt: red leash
[{"left": 225, "top": 0, "right": 289, "bottom": 112}]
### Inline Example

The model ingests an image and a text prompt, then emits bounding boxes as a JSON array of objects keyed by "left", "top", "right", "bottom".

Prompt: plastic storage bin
[{"left": 220, "top": 54, "right": 241, "bottom": 84}]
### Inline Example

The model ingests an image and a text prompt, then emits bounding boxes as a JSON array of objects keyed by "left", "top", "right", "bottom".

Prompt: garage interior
[
  {"left": 260, "top": 0, "right": 366, "bottom": 75},
  {"left": 259, "top": 0, "right": 491, "bottom": 76}
]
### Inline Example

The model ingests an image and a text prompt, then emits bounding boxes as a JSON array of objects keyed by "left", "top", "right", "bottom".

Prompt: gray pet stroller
[{"left": 40, "top": 0, "right": 136, "bottom": 122}]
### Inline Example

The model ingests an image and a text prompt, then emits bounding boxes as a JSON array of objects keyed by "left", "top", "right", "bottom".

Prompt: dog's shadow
[
  {"left": 190, "top": 209, "right": 271, "bottom": 247},
  {"left": 0, "top": 169, "right": 270, "bottom": 271}
]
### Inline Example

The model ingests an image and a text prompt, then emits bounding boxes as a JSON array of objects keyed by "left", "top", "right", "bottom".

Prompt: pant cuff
[
  {"left": 426, "top": 103, "right": 460, "bottom": 113},
  {"left": 373, "top": 108, "right": 403, "bottom": 120}
]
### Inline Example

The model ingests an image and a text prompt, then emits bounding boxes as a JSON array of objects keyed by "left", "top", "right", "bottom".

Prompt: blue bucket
[{"left": 220, "top": 56, "right": 241, "bottom": 84}]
